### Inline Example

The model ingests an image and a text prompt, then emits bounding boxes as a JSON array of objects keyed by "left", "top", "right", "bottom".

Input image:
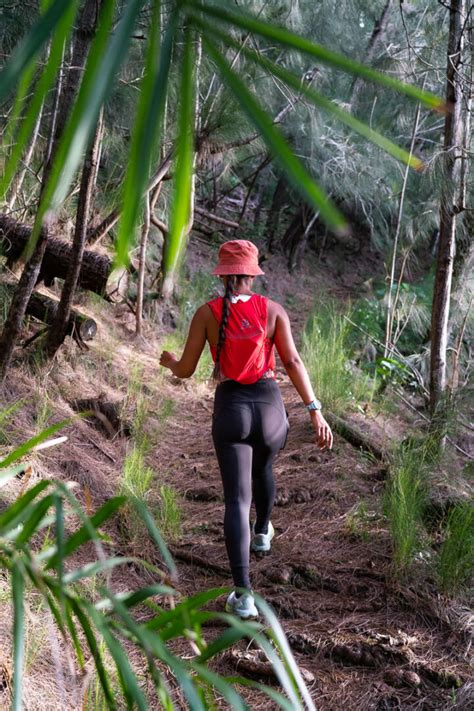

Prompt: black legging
[{"left": 212, "top": 379, "right": 288, "bottom": 590}]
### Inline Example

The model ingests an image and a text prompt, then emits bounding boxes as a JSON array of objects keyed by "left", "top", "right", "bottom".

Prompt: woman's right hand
[
  {"left": 310, "top": 410, "right": 333, "bottom": 450},
  {"left": 159, "top": 350, "right": 177, "bottom": 371}
]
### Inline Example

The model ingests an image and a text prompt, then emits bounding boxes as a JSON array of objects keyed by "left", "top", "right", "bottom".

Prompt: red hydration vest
[{"left": 207, "top": 294, "right": 276, "bottom": 384}]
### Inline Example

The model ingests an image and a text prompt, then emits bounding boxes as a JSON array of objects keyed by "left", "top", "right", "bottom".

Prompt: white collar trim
[{"left": 230, "top": 294, "right": 252, "bottom": 303}]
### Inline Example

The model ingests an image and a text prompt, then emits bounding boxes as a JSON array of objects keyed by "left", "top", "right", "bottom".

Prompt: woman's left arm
[{"left": 160, "top": 306, "right": 208, "bottom": 378}]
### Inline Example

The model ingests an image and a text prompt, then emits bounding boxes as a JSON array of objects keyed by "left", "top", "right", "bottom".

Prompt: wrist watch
[{"left": 305, "top": 398, "right": 322, "bottom": 411}]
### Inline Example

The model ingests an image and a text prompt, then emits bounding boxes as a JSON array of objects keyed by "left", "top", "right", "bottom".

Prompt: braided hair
[{"left": 212, "top": 274, "right": 237, "bottom": 381}]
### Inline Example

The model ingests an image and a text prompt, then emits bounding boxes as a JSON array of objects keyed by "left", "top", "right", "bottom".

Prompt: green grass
[
  {"left": 120, "top": 445, "right": 182, "bottom": 546},
  {"left": 437, "top": 502, "right": 474, "bottom": 595},
  {"left": 344, "top": 500, "right": 374, "bottom": 542},
  {"left": 156, "top": 484, "right": 182, "bottom": 543},
  {"left": 384, "top": 441, "right": 430, "bottom": 574},
  {"left": 302, "top": 302, "right": 373, "bottom": 413},
  {"left": 121, "top": 445, "right": 153, "bottom": 502}
]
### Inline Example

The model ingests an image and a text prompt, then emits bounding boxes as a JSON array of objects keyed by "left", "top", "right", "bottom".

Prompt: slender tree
[
  {"left": 430, "top": 0, "right": 470, "bottom": 415},
  {"left": 45, "top": 109, "right": 104, "bottom": 356},
  {"left": 0, "top": 0, "right": 101, "bottom": 382}
]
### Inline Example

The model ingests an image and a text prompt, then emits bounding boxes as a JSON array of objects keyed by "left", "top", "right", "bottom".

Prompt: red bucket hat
[{"left": 212, "top": 240, "right": 264, "bottom": 276}]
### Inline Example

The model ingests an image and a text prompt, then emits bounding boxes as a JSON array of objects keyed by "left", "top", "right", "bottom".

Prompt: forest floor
[{"left": 0, "top": 239, "right": 472, "bottom": 710}]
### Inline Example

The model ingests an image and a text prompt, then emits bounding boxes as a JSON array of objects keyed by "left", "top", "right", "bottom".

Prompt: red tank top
[{"left": 207, "top": 294, "right": 276, "bottom": 385}]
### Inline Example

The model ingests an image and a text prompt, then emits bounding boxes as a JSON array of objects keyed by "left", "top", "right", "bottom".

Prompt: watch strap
[{"left": 305, "top": 399, "right": 322, "bottom": 411}]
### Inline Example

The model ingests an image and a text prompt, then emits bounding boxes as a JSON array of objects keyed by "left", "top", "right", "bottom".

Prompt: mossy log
[{"left": 0, "top": 214, "right": 129, "bottom": 299}]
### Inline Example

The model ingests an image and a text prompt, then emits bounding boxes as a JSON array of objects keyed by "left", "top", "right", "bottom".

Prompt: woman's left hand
[
  {"left": 310, "top": 411, "right": 333, "bottom": 450},
  {"left": 160, "top": 350, "right": 177, "bottom": 371}
]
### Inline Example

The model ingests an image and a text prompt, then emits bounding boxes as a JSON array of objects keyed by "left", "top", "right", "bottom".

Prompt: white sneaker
[
  {"left": 225, "top": 591, "right": 258, "bottom": 619},
  {"left": 251, "top": 521, "right": 275, "bottom": 553}
]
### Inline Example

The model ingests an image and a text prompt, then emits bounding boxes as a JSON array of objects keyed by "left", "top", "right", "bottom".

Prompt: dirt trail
[
  {"left": 151, "top": 290, "right": 470, "bottom": 709},
  {"left": 1, "top": 245, "right": 470, "bottom": 710}
]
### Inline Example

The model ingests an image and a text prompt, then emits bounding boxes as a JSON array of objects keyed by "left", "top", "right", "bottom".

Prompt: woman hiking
[{"left": 160, "top": 240, "right": 333, "bottom": 619}]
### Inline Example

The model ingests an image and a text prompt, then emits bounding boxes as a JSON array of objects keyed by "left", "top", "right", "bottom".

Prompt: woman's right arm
[{"left": 273, "top": 303, "right": 333, "bottom": 450}]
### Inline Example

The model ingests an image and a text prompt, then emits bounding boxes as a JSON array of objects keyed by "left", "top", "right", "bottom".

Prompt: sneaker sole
[
  {"left": 225, "top": 603, "right": 259, "bottom": 619},
  {"left": 250, "top": 543, "right": 272, "bottom": 553},
  {"left": 250, "top": 533, "right": 275, "bottom": 553}
]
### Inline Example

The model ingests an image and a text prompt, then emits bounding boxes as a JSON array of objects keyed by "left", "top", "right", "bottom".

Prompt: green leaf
[
  {"left": 69, "top": 598, "right": 116, "bottom": 709},
  {"left": 192, "top": 3, "right": 444, "bottom": 111},
  {"left": 114, "top": 2, "right": 178, "bottom": 267},
  {"left": 63, "top": 557, "right": 132, "bottom": 584},
  {"left": 86, "top": 603, "right": 148, "bottom": 711},
  {"left": 63, "top": 597, "right": 85, "bottom": 669},
  {"left": 0, "top": 2, "right": 78, "bottom": 198},
  {"left": 45, "top": 496, "right": 127, "bottom": 569},
  {"left": 0, "top": 419, "right": 72, "bottom": 468},
  {"left": 146, "top": 586, "right": 229, "bottom": 631},
  {"left": 28, "top": 0, "right": 146, "bottom": 258},
  {"left": 99, "top": 590, "right": 179, "bottom": 710},
  {"left": 12, "top": 561, "right": 25, "bottom": 711},
  {"left": 95, "top": 584, "right": 176, "bottom": 612},
  {"left": 203, "top": 37, "right": 347, "bottom": 234},
  {"left": 0, "top": 0, "right": 80, "bottom": 104},
  {"left": 14, "top": 495, "right": 56, "bottom": 545},
  {"left": 0, "top": 480, "right": 50, "bottom": 530},
  {"left": 209, "top": 611, "right": 306, "bottom": 709},
  {"left": 54, "top": 494, "right": 65, "bottom": 613},
  {"left": 189, "top": 661, "right": 250, "bottom": 710},
  {"left": 202, "top": 24, "right": 424, "bottom": 171},
  {"left": 255, "top": 593, "right": 315, "bottom": 710},
  {"left": 130, "top": 497, "right": 177, "bottom": 580},
  {"left": 197, "top": 627, "right": 246, "bottom": 662},
  {"left": 162, "top": 24, "right": 196, "bottom": 283},
  {"left": 225, "top": 676, "right": 297, "bottom": 711}
]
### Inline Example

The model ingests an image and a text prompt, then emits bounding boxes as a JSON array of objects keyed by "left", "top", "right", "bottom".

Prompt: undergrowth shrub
[
  {"left": 302, "top": 302, "right": 372, "bottom": 413},
  {"left": 437, "top": 502, "right": 474, "bottom": 595},
  {"left": 350, "top": 275, "right": 432, "bottom": 355}
]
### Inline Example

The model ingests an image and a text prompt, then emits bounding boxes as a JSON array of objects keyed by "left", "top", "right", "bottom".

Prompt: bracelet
[{"left": 305, "top": 399, "right": 322, "bottom": 411}]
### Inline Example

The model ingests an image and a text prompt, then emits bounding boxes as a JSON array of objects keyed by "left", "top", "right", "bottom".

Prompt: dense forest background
[{"left": 0, "top": 1, "right": 472, "bottom": 709}]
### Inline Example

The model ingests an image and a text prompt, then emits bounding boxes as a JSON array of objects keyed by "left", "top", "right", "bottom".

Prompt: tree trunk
[
  {"left": 45, "top": 109, "right": 104, "bottom": 356},
  {"left": 350, "top": 0, "right": 394, "bottom": 109},
  {"left": 7, "top": 101, "right": 45, "bottom": 212},
  {"left": 135, "top": 198, "right": 151, "bottom": 336},
  {"left": 430, "top": 0, "right": 468, "bottom": 415},
  {"left": 384, "top": 98, "right": 424, "bottom": 357},
  {"left": 0, "top": 0, "right": 100, "bottom": 384},
  {"left": 265, "top": 176, "right": 287, "bottom": 252},
  {"left": 0, "top": 215, "right": 123, "bottom": 297},
  {"left": 0, "top": 226, "right": 51, "bottom": 382}
]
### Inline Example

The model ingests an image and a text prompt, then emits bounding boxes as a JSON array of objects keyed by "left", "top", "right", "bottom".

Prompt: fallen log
[
  {"left": 28, "top": 290, "right": 96, "bottom": 345},
  {"left": 70, "top": 397, "right": 131, "bottom": 438},
  {"left": 1, "top": 283, "right": 97, "bottom": 346},
  {"left": 325, "top": 411, "right": 388, "bottom": 461},
  {"left": 0, "top": 214, "right": 129, "bottom": 299}
]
